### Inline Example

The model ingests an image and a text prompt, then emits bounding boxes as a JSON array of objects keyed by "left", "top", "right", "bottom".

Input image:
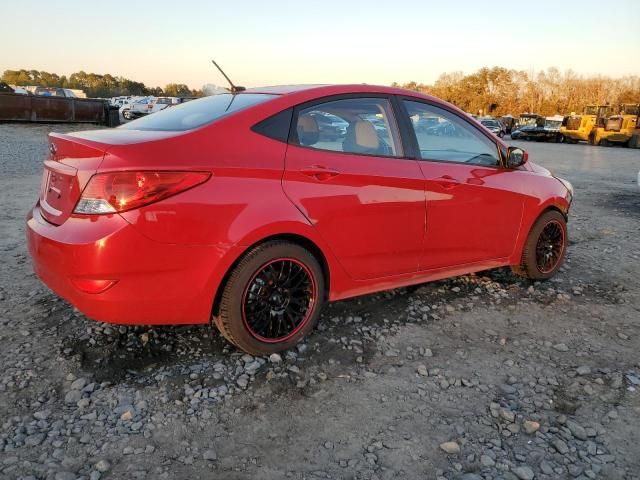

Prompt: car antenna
[{"left": 211, "top": 60, "right": 246, "bottom": 93}]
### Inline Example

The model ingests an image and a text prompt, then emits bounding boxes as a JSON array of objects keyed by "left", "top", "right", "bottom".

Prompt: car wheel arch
[
  {"left": 210, "top": 233, "right": 331, "bottom": 319},
  {"left": 511, "top": 201, "right": 569, "bottom": 265}
]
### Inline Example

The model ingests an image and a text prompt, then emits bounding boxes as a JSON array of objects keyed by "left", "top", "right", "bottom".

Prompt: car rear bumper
[{"left": 26, "top": 203, "right": 237, "bottom": 325}]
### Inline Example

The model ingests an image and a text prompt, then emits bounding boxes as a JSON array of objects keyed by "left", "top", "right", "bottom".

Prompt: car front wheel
[
  {"left": 214, "top": 241, "right": 325, "bottom": 355},
  {"left": 512, "top": 210, "right": 567, "bottom": 280}
]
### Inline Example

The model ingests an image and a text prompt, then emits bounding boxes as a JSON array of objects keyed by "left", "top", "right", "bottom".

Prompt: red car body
[{"left": 26, "top": 84, "right": 572, "bottom": 328}]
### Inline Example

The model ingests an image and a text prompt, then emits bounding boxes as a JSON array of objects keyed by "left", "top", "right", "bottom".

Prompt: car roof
[{"left": 242, "top": 83, "right": 436, "bottom": 100}]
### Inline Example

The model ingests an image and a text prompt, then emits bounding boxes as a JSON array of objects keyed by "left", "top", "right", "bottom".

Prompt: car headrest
[
  {"left": 297, "top": 114, "right": 320, "bottom": 146},
  {"left": 343, "top": 120, "right": 380, "bottom": 153},
  {"left": 354, "top": 120, "right": 380, "bottom": 149}
]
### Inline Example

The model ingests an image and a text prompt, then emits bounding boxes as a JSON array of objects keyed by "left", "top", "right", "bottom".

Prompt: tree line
[
  {"left": 393, "top": 67, "right": 640, "bottom": 116},
  {"left": 1, "top": 69, "right": 201, "bottom": 98}
]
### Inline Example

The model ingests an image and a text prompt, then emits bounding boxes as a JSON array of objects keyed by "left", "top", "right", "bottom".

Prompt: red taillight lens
[{"left": 74, "top": 171, "right": 210, "bottom": 214}]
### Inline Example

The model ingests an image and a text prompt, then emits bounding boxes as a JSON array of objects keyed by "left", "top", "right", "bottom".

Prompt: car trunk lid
[
  {"left": 39, "top": 133, "right": 106, "bottom": 225},
  {"left": 40, "top": 129, "right": 183, "bottom": 225}
]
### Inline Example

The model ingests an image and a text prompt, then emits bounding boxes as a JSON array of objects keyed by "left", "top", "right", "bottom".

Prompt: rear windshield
[{"left": 120, "top": 93, "right": 277, "bottom": 131}]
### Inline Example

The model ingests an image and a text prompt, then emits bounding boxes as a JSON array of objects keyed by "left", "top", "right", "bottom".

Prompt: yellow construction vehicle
[
  {"left": 630, "top": 121, "right": 640, "bottom": 149},
  {"left": 590, "top": 104, "right": 639, "bottom": 146},
  {"left": 560, "top": 105, "right": 611, "bottom": 143}
]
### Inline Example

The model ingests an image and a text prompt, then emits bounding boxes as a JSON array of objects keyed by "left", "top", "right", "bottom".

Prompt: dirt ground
[{"left": 0, "top": 123, "right": 639, "bottom": 480}]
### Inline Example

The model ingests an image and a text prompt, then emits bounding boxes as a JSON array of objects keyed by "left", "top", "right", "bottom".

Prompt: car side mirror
[{"left": 507, "top": 147, "right": 528, "bottom": 168}]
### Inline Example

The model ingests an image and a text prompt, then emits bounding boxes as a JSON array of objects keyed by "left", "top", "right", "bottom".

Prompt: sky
[{"left": 2, "top": 0, "right": 639, "bottom": 90}]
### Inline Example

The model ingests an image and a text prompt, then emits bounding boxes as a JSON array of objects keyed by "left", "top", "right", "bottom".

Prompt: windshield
[
  {"left": 481, "top": 120, "right": 499, "bottom": 127},
  {"left": 622, "top": 105, "right": 639, "bottom": 115},
  {"left": 584, "top": 106, "right": 597, "bottom": 115},
  {"left": 518, "top": 117, "right": 537, "bottom": 127},
  {"left": 120, "top": 93, "right": 277, "bottom": 131}
]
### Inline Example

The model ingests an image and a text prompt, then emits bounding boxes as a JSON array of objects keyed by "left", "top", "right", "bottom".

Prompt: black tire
[
  {"left": 512, "top": 210, "right": 567, "bottom": 281},
  {"left": 214, "top": 241, "right": 325, "bottom": 355},
  {"left": 565, "top": 138, "right": 577, "bottom": 144}
]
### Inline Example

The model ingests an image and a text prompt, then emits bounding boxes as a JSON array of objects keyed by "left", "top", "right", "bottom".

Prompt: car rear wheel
[
  {"left": 512, "top": 210, "right": 567, "bottom": 280},
  {"left": 214, "top": 241, "right": 325, "bottom": 355}
]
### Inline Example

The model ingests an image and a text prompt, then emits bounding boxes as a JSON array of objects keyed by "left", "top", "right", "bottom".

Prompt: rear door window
[{"left": 293, "top": 97, "right": 402, "bottom": 157}]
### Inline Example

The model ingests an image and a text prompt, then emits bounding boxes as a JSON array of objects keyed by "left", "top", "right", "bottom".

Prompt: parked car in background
[
  {"left": 121, "top": 96, "right": 155, "bottom": 120},
  {"left": 0, "top": 82, "right": 15, "bottom": 93},
  {"left": 479, "top": 118, "right": 504, "bottom": 137},
  {"left": 12, "top": 86, "right": 30, "bottom": 95},
  {"left": 34, "top": 87, "right": 77, "bottom": 98},
  {"left": 511, "top": 114, "right": 565, "bottom": 142},
  {"left": 26, "top": 84, "right": 573, "bottom": 355},
  {"left": 124, "top": 96, "right": 183, "bottom": 120}
]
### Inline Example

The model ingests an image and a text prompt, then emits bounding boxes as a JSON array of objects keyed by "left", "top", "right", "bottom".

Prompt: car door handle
[
  {"left": 300, "top": 165, "right": 340, "bottom": 182},
  {"left": 434, "top": 175, "right": 460, "bottom": 189}
]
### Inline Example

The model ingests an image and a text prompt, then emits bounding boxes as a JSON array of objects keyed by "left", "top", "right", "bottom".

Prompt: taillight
[{"left": 74, "top": 171, "right": 210, "bottom": 214}]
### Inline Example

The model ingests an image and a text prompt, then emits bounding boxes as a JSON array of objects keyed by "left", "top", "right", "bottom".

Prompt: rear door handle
[
  {"left": 434, "top": 175, "right": 460, "bottom": 189},
  {"left": 300, "top": 165, "right": 340, "bottom": 182}
]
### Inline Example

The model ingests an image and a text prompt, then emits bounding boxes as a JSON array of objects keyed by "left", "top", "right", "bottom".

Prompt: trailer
[{"left": 0, "top": 92, "right": 117, "bottom": 125}]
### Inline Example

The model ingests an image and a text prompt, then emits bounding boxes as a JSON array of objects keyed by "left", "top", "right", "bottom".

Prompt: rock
[
  {"left": 513, "top": 465, "right": 535, "bottom": 480},
  {"left": 33, "top": 410, "right": 50, "bottom": 420},
  {"left": 24, "top": 433, "right": 45, "bottom": 446},
  {"left": 499, "top": 383, "right": 517, "bottom": 395},
  {"left": 55, "top": 473, "right": 77, "bottom": 480},
  {"left": 500, "top": 408, "right": 516, "bottom": 423},
  {"left": 64, "top": 390, "right": 82, "bottom": 405},
  {"left": 120, "top": 410, "right": 134, "bottom": 421},
  {"left": 95, "top": 460, "right": 110, "bottom": 473},
  {"left": 576, "top": 366, "right": 591, "bottom": 376},
  {"left": 460, "top": 474, "right": 482, "bottom": 480},
  {"left": 417, "top": 365, "right": 429, "bottom": 376},
  {"left": 566, "top": 420, "right": 587, "bottom": 441},
  {"left": 236, "top": 376, "right": 249, "bottom": 389},
  {"left": 553, "top": 343, "right": 569, "bottom": 352},
  {"left": 70, "top": 377, "right": 88, "bottom": 390},
  {"left": 523, "top": 420, "right": 540, "bottom": 434},
  {"left": 552, "top": 438, "right": 569, "bottom": 454},
  {"left": 203, "top": 449, "right": 217, "bottom": 461},
  {"left": 439, "top": 441, "right": 460, "bottom": 454},
  {"left": 540, "top": 461, "right": 554, "bottom": 475},
  {"left": 480, "top": 454, "right": 495, "bottom": 467},
  {"left": 269, "top": 353, "right": 282, "bottom": 364}
]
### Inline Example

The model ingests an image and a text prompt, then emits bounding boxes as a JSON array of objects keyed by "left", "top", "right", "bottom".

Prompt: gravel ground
[{"left": 0, "top": 123, "right": 639, "bottom": 480}]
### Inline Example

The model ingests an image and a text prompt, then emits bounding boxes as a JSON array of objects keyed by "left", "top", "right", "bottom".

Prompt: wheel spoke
[
  {"left": 535, "top": 220, "right": 565, "bottom": 274},
  {"left": 242, "top": 258, "right": 316, "bottom": 342}
]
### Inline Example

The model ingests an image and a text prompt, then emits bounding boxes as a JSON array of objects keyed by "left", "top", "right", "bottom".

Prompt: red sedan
[{"left": 26, "top": 85, "right": 573, "bottom": 355}]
